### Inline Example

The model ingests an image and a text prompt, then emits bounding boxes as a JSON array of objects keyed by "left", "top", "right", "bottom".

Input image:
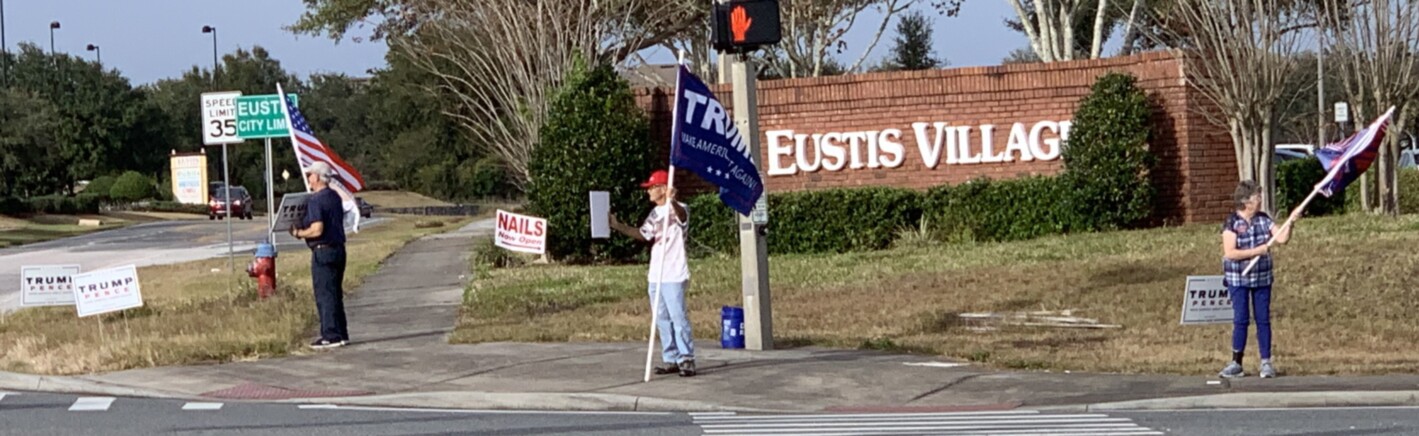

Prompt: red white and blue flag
[
  {"left": 276, "top": 83, "right": 366, "bottom": 193},
  {"left": 1314, "top": 106, "right": 1394, "bottom": 197}
]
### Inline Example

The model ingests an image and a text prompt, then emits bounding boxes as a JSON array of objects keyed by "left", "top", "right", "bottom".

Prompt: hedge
[
  {"left": 925, "top": 176, "right": 1073, "bottom": 243},
  {"left": 689, "top": 187, "right": 922, "bottom": 255},
  {"left": 22, "top": 194, "right": 101, "bottom": 215},
  {"left": 1276, "top": 157, "right": 1345, "bottom": 218}
]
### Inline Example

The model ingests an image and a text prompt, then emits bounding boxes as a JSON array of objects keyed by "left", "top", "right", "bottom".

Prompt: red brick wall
[{"left": 634, "top": 51, "right": 1237, "bottom": 225}]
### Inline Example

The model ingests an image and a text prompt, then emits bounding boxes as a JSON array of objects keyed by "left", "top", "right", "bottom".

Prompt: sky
[{"left": 1, "top": 0, "right": 1049, "bottom": 85}]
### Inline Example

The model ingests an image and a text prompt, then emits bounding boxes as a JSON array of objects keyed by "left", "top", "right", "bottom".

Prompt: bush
[
  {"left": 689, "top": 187, "right": 923, "bottom": 255},
  {"left": 85, "top": 175, "right": 117, "bottom": 199},
  {"left": 365, "top": 180, "right": 402, "bottom": 191},
  {"left": 924, "top": 176, "right": 1070, "bottom": 243},
  {"left": 24, "top": 195, "right": 99, "bottom": 214},
  {"left": 128, "top": 201, "right": 208, "bottom": 214},
  {"left": 1060, "top": 72, "right": 1156, "bottom": 230},
  {"left": 1276, "top": 157, "right": 1345, "bottom": 217},
  {"left": 73, "top": 194, "right": 102, "bottom": 214},
  {"left": 528, "top": 59, "right": 654, "bottom": 262},
  {"left": 0, "top": 197, "right": 27, "bottom": 214},
  {"left": 109, "top": 171, "right": 155, "bottom": 202},
  {"left": 1401, "top": 169, "right": 1419, "bottom": 214},
  {"left": 464, "top": 157, "right": 512, "bottom": 199}
]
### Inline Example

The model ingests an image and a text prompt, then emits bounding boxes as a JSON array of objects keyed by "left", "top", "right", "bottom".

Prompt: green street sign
[{"left": 235, "top": 94, "right": 299, "bottom": 139}]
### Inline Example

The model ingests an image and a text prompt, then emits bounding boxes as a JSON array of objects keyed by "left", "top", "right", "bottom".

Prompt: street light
[
  {"left": 2, "top": 0, "right": 9, "bottom": 85},
  {"left": 201, "top": 25, "right": 217, "bottom": 85},
  {"left": 48, "top": 21, "right": 58, "bottom": 55},
  {"left": 85, "top": 43, "right": 99, "bottom": 64}
]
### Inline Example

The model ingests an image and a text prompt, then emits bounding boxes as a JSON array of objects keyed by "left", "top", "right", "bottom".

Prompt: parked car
[
  {"left": 209, "top": 186, "right": 254, "bottom": 220},
  {"left": 1274, "top": 144, "right": 1314, "bottom": 164}
]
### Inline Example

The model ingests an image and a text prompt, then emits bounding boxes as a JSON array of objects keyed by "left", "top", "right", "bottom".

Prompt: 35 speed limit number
[{"left": 201, "top": 91, "right": 243, "bottom": 145}]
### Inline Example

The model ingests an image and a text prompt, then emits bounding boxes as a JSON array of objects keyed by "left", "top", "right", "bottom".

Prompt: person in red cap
[{"left": 609, "top": 169, "right": 695, "bottom": 377}]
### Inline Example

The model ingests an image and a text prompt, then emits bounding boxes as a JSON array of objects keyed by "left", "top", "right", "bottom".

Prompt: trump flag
[
  {"left": 1314, "top": 106, "right": 1394, "bottom": 197},
  {"left": 670, "top": 65, "right": 764, "bottom": 216}
]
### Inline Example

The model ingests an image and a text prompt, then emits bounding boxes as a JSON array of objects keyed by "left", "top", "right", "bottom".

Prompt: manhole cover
[{"left": 201, "top": 382, "right": 371, "bottom": 400}]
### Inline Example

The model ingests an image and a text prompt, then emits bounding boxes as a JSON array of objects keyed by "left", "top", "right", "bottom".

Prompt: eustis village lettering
[{"left": 765, "top": 120, "right": 1072, "bottom": 176}]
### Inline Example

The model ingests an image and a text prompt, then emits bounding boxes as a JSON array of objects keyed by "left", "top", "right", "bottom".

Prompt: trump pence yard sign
[
  {"left": 20, "top": 265, "right": 81, "bottom": 307},
  {"left": 495, "top": 210, "right": 547, "bottom": 255},
  {"left": 71, "top": 265, "right": 144, "bottom": 318}
]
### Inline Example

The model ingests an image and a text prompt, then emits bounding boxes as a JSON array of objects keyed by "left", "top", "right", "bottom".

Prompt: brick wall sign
[{"left": 636, "top": 51, "right": 1239, "bottom": 225}]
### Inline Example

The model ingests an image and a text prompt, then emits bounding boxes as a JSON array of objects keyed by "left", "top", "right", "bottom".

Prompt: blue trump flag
[{"left": 670, "top": 65, "right": 765, "bottom": 216}]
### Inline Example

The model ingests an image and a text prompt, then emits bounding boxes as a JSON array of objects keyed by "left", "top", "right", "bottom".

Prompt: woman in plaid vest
[{"left": 1219, "top": 180, "right": 1292, "bottom": 379}]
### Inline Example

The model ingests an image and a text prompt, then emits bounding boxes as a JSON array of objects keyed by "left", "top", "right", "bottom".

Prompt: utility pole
[{"left": 731, "top": 52, "right": 773, "bottom": 350}]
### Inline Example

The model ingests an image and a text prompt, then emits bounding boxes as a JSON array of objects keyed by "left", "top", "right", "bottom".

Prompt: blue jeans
[
  {"left": 312, "top": 244, "right": 349, "bottom": 342},
  {"left": 1230, "top": 285, "right": 1271, "bottom": 359},
  {"left": 648, "top": 281, "right": 694, "bottom": 364}
]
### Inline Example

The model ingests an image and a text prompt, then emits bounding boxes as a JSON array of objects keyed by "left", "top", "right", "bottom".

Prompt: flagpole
[
  {"left": 644, "top": 50, "right": 686, "bottom": 383},
  {"left": 1240, "top": 106, "right": 1395, "bottom": 275},
  {"left": 276, "top": 83, "right": 311, "bottom": 193}
]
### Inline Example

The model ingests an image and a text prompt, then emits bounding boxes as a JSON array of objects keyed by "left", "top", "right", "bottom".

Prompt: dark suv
[{"left": 209, "top": 186, "right": 254, "bottom": 220}]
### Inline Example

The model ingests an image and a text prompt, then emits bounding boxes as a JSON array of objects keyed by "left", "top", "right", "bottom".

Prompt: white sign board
[
  {"left": 1334, "top": 102, "right": 1350, "bottom": 123},
  {"left": 20, "top": 265, "right": 81, "bottom": 307},
  {"left": 201, "top": 91, "right": 243, "bottom": 145},
  {"left": 589, "top": 191, "right": 610, "bottom": 239},
  {"left": 272, "top": 193, "right": 311, "bottom": 232},
  {"left": 749, "top": 196, "right": 769, "bottom": 225},
  {"left": 1180, "top": 275, "right": 1232, "bottom": 325},
  {"left": 495, "top": 209, "right": 547, "bottom": 254},
  {"left": 72, "top": 265, "right": 144, "bottom": 317}
]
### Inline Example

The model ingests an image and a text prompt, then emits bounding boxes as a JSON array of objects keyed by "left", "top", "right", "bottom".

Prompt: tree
[
  {"left": 1321, "top": 0, "right": 1419, "bottom": 216},
  {"left": 1002, "top": 46, "right": 1043, "bottom": 64},
  {"left": 0, "top": 88, "right": 63, "bottom": 197},
  {"left": 1152, "top": 0, "right": 1307, "bottom": 214},
  {"left": 881, "top": 10, "right": 944, "bottom": 70},
  {"left": 109, "top": 171, "right": 156, "bottom": 202},
  {"left": 528, "top": 60, "right": 654, "bottom": 262},
  {"left": 1003, "top": 0, "right": 1128, "bottom": 62}
]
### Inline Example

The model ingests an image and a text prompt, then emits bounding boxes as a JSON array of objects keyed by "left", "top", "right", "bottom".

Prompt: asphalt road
[
  {"left": 0, "top": 392, "right": 696, "bottom": 436},
  {"left": 5, "top": 391, "right": 1417, "bottom": 435},
  {"left": 0, "top": 217, "right": 384, "bottom": 312}
]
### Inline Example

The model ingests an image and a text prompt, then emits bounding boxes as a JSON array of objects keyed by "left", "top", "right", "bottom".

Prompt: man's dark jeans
[{"left": 311, "top": 244, "right": 349, "bottom": 342}]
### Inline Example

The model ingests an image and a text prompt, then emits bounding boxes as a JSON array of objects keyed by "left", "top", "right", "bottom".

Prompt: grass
[
  {"left": 455, "top": 213, "right": 1419, "bottom": 376},
  {"left": 0, "top": 216, "right": 471, "bottom": 375},
  {"left": 360, "top": 191, "right": 452, "bottom": 208},
  {"left": 0, "top": 214, "right": 138, "bottom": 248}
]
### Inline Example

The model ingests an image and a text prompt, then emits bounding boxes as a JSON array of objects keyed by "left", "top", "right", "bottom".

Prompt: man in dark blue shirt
[{"left": 289, "top": 162, "right": 350, "bottom": 349}]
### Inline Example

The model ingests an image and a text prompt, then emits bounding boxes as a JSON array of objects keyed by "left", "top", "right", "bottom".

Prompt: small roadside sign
[
  {"left": 20, "top": 265, "right": 81, "bottom": 307},
  {"left": 495, "top": 210, "right": 547, "bottom": 254},
  {"left": 236, "top": 94, "right": 299, "bottom": 139},
  {"left": 1335, "top": 102, "right": 1350, "bottom": 123},
  {"left": 1180, "top": 275, "right": 1232, "bottom": 325},
  {"left": 201, "top": 91, "right": 243, "bottom": 145},
  {"left": 749, "top": 196, "right": 769, "bottom": 225},
  {"left": 72, "top": 265, "right": 144, "bottom": 318}
]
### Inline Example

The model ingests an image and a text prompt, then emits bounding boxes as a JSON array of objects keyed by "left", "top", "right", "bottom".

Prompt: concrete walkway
[{"left": 5, "top": 217, "right": 1419, "bottom": 412}]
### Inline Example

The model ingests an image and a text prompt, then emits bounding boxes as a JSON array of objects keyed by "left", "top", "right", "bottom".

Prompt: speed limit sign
[{"left": 201, "top": 91, "right": 243, "bottom": 145}]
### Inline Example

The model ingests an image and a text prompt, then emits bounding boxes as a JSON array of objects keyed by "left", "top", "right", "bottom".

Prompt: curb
[
  {"left": 1034, "top": 391, "right": 1419, "bottom": 412},
  {"left": 0, "top": 371, "right": 199, "bottom": 400},
  {"left": 277, "top": 392, "right": 792, "bottom": 413}
]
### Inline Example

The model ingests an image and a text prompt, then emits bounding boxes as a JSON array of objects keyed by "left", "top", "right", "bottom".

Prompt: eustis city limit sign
[{"left": 236, "top": 94, "right": 299, "bottom": 139}]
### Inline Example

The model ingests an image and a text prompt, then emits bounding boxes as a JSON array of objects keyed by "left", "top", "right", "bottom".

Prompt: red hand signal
[{"left": 731, "top": 6, "right": 753, "bottom": 42}]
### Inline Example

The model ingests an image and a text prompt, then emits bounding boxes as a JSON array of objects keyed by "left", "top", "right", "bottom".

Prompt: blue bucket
[{"left": 721, "top": 306, "right": 745, "bottom": 349}]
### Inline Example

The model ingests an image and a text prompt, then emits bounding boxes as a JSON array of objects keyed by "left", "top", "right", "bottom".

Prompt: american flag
[
  {"left": 1314, "top": 106, "right": 1394, "bottom": 197},
  {"left": 276, "top": 83, "right": 366, "bottom": 192}
]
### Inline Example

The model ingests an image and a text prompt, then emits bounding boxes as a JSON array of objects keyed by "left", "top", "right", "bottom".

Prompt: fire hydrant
[{"left": 246, "top": 242, "right": 277, "bottom": 299}]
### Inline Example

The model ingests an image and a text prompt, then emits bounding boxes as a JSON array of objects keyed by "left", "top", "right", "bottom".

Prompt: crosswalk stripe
[
  {"left": 68, "top": 397, "right": 115, "bottom": 411},
  {"left": 695, "top": 411, "right": 1163, "bottom": 436},
  {"left": 182, "top": 402, "right": 224, "bottom": 411}
]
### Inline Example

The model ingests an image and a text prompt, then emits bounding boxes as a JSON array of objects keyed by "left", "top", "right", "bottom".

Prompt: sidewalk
[{"left": 4, "top": 218, "right": 1419, "bottom": 412}]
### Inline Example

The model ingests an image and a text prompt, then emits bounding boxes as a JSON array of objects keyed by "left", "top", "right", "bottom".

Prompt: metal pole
[
  {"left": 265, "top": 137, "right": 275, "bottom": 244},
  {"left": 731, "top": 53, "right": 773, "bottom": 351},
  {"left": 223, "top": 143, "right": 233, "bottom": 272},
  {"left": 211, "top": 29, "right": 218, "bottom": 80},
  {"left": 2, "top": 0, "right": 7, "bottom": 86}
]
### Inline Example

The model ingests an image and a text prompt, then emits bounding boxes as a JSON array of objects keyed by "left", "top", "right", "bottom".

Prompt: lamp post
[
  {"left": 2, "top": 0, "right": 8, "bottom": 85},
  {"left": 48, "top": 21, "right": 58, "bottom": 55},
  {"left": 85, "top": 43, "right": 99, "bottom": 65},
  {"left": 201, "top": 25, "right": 217, "bottom": 85}
]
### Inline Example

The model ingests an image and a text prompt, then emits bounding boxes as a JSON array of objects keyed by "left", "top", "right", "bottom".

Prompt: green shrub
[
  {"left": 25, "top": 195, "right": 99, "bottom": 214},
  {"left": 924, "top": 176, "right": 1070, "bottom": 243},
  {"left": 464, "top": 157, "right": 511, "bottom": 199},
  {"left": 85, "top": 175, "right": 117, "bottom": 199},
  {"left": 528, "top": 59, "right": 654, "bottom": 262},
  {"left": 1061, "top": 72, "right": 1156, "bottom": 230},
  {"left": 1401, "top": 169, "right": 1419, "bottom": 214},
  {"left": 0, "top": 197, "right": 27, "bottom": 214},
  {"left": 130, "top": 201, "right": 208, "bottom": 214},
  {"left": 688, "top": 187, "right": 923, "bottom": 255},
  {"left": 109, "top": 171, "right": 155, "bottom": 202},
  {"left": 73, "top": 194, "right": 102, "bottom": 214},
  {"left": 1276, "top": 157, "right": 1345, "bottom": 217}
]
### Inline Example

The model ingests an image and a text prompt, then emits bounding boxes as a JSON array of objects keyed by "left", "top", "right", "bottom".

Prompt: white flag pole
[
  {"left": 644, "top": 50, "right": 687, "bottom": 383},
  {"left": 1240, "top": 106, "right": 1394, "bottom": 275}
]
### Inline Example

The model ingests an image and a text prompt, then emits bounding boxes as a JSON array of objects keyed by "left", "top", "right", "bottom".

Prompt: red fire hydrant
[{"left": 246, "top": 242, "right": 277, "bottom": 299}]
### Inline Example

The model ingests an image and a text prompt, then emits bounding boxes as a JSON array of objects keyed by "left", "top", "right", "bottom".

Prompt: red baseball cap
[{"left": 640, "top": 169, "right": 670, "bottom": 188}]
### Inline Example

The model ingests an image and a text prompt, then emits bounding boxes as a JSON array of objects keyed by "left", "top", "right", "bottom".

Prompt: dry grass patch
[
  {"left": 456, "top": 214, "right": 1419, "bottom": 376},
  {"left": 0, "top": 217, "right": 469, "bottom": 375}
]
